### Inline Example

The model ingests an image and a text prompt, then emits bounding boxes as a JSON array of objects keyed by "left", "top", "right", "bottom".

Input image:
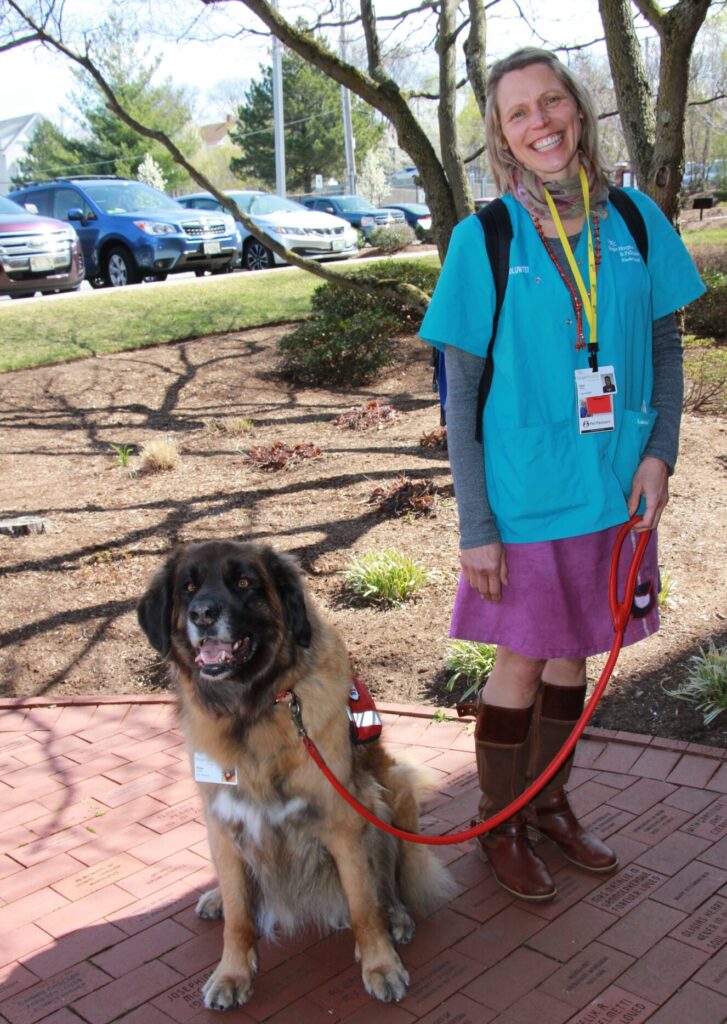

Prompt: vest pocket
[
  {"left": 487, "top": 418, "right": 585, "bottom": 520},
  {"left": 611, "top": 407, "right": 657, "bottom": 495}
]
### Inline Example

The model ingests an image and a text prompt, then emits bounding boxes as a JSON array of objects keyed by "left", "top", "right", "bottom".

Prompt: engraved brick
[
  {"left": 51, "top": 853, "right": 146, "bottom": 900},
  {"left": 399, "top": 951, "right": 485, "bottom": 1017},
  {"left": 71, "top": 960, "right": 184, "bottom": 1024},
  {"left": 151, "top": 967, "right": 210, "bottom": 1020},
  {"left": 580, "top": 806, "right": 635, "bottom": 840},
  {"left": 308, "top": 962, "right": 371, "bottom": 1017},
  {"left": 0, "top": 963, "right": 108, "bottom": 1024},
  {"left": 652, "top": 861, "right": 727, "bottom": 912},
  {"left": 116, "top": 849, "right": 209, "bottom": 900},
  {"left": 140, "top": 798, "right": 202, "bottom": 834},
  {"left": 617, "top": 804, "right": 692, "bottom": 846},
  {"left": 669, "top": 895, "right": 727, "bottom": 953},
  {"left": 563, "top": 986, "right": 657, "bottom": 1024},
  {"left": 585, "top": 865, "right": 667, "bottom": 917},
  {"left": 538, "top": 942, "right": 634, "bottom": 1008},
  {"left": 681, "top": 797, "right": 727, "bottom": 841}
]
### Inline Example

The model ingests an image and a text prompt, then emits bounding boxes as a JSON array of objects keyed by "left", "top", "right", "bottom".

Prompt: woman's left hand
[{"left": 627, "top": 456, "right": 669, "bottom": 531}]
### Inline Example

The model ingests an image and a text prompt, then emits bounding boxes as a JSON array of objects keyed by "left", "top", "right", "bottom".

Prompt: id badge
[
  {"left": 194, "top": 752, "right": 238, "bottom": 785},
  {"left": 575, "top": 365, "right": 617, "bottom": 434}
]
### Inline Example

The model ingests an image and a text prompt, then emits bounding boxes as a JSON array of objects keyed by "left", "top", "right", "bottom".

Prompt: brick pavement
[{"left": 1, "top": 697, "right": 726, "bottom": 1024}]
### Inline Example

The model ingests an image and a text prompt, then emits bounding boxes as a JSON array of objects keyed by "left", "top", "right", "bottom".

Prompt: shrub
[
  {"left": 341, "top": 549, "right": 431, "bottom": 606},
  {"left": 278, "top": 259, "right": 439, "bottom": 386},
  {"left": 444, "top": 640, "right": 497, "bottom": 702},
  {"left": 369, "top": 224, "right": 416, "bottom": 253},
  {"left": 683, "top": 336, "right": 727, "bottom": 414},
  {"left": 664, "top": 641, "right": 727, "bottom": 725},
  {"left": 684, "top": 248, "right": 727, "bottom": 341}
]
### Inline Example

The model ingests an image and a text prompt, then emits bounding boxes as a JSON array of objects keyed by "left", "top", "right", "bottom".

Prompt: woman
[{"left": 420, "top": 49, "right": 704, "bottom": 901}]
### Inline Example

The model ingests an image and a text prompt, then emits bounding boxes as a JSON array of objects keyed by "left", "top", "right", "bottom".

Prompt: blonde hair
[{"left": 485, "top": 48, "right": 609, "bottom": 195}]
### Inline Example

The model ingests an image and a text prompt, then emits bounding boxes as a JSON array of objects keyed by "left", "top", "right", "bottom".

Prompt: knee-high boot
[
  {"left": 528, "top": 682, "right": 618, "bottom": 872},
  {"left": 475, "top": 700, "right": 556, "bottom": 901}
]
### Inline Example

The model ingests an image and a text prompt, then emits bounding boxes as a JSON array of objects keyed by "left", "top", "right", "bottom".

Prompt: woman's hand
[
  {"left": 627, "top": 456, "right": 669, "bottom": 531},
  {"left": 460, "top": 543, "right": 509, "bottom": 602}
]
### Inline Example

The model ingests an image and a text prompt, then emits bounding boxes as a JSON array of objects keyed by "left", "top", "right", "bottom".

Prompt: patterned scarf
[{"left": 512, "top": 156, "right": 609, "bottom": 220}]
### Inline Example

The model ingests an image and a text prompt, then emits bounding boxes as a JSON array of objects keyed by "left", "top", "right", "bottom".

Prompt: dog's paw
[
  {"left": 196, "top": 887, "right": 224, "bottom": 920},
  {"left": 203, "top": 951, "right": 258, "bottom": 1011},
  {"left": 362, "top": 954, "right": 409, "bottom": 1003},
  {"left": 388, "top": 903, "right": 416, "bottom": 945}
]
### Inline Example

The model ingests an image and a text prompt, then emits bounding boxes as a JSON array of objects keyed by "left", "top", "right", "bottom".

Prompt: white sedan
[{"left": 176, "top": 190, "right": 359, "bottom": 270}]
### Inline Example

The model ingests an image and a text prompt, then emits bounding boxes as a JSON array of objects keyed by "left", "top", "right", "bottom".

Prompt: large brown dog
[{"left": 138, "top": 540, "right": 453, "bottom": 1010}]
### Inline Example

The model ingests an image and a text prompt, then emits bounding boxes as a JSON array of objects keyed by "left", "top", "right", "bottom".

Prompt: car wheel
[
  {"left": 88, "top": 276, "right": 106, "bottom": 289},
  {"left": 244, "top": 239, "right": 274, "bottom": 271},
  {"left": 104, "top": 245, "right": 141, "bottom": 287}
]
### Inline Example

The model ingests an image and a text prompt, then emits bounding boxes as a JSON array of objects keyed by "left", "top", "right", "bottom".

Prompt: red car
[{"left": 0, "top": 195, "right": 85, "bottom": 299}]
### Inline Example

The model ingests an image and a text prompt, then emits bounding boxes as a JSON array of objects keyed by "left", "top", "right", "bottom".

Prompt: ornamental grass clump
[
  {"left": 136, "top": 436, "right": 180, "bottom": 474},
  {"left": 444, "top": 640, "right": 497, "bottom": 702},
  {"left": 664, "top": 641, "right": 727, "bottom": 725},
  {"left": 342, "top": 549, "right": 431, "bottom": 607}
]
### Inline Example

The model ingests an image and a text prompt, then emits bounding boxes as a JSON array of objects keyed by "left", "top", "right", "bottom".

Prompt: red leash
[{"left": 279, "top": 516, "right": 652, "bottom": 846}]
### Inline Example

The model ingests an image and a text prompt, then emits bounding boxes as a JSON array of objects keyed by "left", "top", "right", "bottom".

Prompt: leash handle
[{"left": 292, "top": 515, "right": 653, "bottom": 846}]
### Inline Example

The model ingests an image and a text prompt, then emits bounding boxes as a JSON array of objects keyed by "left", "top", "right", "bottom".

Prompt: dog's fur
[{"left": 138, "top": 540, "right": 453, "bottom": 1010}]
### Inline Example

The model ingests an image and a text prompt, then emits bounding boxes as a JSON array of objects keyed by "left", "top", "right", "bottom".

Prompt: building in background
[{"left": 0, "top": 114, "right": 40, "bottom": 195}]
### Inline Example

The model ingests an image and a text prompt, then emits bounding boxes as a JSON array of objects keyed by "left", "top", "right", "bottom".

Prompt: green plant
[
  {"left": 341, "top": 549, "right": 431, "bottom": 607},
  {"left": 109, "top": 442, "right": 134, "bottom": 467},
  {"left": 684, "top": 249, "right": 727, "bottom": 341},
  {"left": 278, "top": 258, "right": 440, "bottom": 386},
  {"left": 369, "top": 224, "right": 416, "bottom": 253},
  {"left": 658, "top": 572, "right": 675, "bottom": 609},
  {"left": 664, "top": 641, "right": 727, "bottom": 725},
  {"left": 444, "top": 640, "right": 497, "bottom": 702}
]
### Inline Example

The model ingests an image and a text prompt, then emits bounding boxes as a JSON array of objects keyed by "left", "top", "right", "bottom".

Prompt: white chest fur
[{"left": 210, "top": 787, "right": 308, "bottom": 845}]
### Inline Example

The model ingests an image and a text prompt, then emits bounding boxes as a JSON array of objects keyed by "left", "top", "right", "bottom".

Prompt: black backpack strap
[
  {"left": 608, "top": 186, "right": 648, "bottom": 263},
  {"left": 474, "top": 198, "right": 513, "bottom": 442}
]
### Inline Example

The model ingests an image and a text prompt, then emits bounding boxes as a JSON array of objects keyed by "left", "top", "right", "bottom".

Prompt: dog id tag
[{"left": 194, "top": 752, "right": 238, "bottom": 785}]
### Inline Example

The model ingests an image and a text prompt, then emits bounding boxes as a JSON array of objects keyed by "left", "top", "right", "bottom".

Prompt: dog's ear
[
  {"left": 137, "top": 557, "right": 176, "bottom": 656},
  {"left": 265, "top": 549, "right": 312, "bottom": 648}
]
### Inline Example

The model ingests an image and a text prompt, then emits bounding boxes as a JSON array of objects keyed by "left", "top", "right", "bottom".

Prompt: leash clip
[{"left": 275, "top": 689, "right": 307, "bottom": 738}]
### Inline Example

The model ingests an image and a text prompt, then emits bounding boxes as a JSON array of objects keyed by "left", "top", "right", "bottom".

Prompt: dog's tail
[{"left": 387, "top": 761, "right": 459, "bottom": 915}]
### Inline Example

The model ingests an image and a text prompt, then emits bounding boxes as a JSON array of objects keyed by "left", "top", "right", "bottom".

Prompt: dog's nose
[{"left": 189, "top": 598, "right": 222, "bottom": 628}]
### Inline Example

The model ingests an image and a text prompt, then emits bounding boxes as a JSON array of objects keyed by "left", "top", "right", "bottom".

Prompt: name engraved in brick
[
  {"left": 672, "top": 896, "right": 727, "bottom": 953},
  {"left": 582, "top": 808, "right": 634, "bottom": 838},
  {"left": 142, "top": 799, "right": 201, "bottom": 833},
  {"left": 682, "top": 798, "right": 727, "bottom": 841},
  {"left": 155, "top": 969, "right": 210, "bottom": 1019},
  {"left": 619, "top": 806, "right": 690, "bottom": 846},
  {"left": 572, "top": 992, "right": 654, "bottom": 1024},
  {"left": 2, "top": 964, "right": 106, "bottom": 1024},
  {"left": 406, "top": 955, "right": 479, "bottom": 1007},
  {"left": 586, "top": 866, "right": 665, "bottom": 915},
  {"left": 54, "top": 855, "right": 139, "bottom": 900}
]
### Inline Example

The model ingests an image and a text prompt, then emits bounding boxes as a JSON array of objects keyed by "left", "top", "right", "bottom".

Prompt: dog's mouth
[{"left": 193, "top": 637, "right": 255, "bottom": 679}]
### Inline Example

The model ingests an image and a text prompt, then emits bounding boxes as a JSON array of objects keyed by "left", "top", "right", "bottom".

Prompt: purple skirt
[{"left": 450, "top": 524, "right": 660, "bottom": 659}]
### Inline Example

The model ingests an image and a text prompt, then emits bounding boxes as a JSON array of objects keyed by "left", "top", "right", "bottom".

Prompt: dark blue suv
[
  {"left": 8, "top": 177, "right": 239, "bottom": 287},
  {"left": 299, "top": 195, "right": 405, "bottom": 240}
]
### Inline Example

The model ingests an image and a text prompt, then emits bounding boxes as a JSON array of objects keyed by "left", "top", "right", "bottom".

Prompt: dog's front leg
[
  {"left": 201, "top": 816, "right": 258, "bottom": 1011},
  {"left": 325, "top": 828, "right": 409, "bottom": 1002}
]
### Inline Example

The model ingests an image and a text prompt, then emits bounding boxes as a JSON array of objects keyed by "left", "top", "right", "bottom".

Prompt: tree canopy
[{"left": 229, "top": 49, "right": 384, "bottom": 193}]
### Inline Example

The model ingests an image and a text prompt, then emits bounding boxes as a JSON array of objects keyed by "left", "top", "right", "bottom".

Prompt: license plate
[
  {"left": 203, "top": 241, "right": 221, "bottom": 255},
  {"left": 332, "top": 239, "right": 345, "bottom": 251},
  {"left": 30, "top": 254, "right": 54, "bottom": 272}
]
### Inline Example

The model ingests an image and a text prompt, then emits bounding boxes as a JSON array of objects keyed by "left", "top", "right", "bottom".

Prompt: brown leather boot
[
  {"left": 475, "top": 701, "right": 556, "bottom": 901},
  {"left": 528, "top": 682, "right": 618, "bottom": 873}
]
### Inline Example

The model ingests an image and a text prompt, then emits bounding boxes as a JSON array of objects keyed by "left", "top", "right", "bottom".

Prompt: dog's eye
[
  {"left": 236, "top": 577, "right": 249, "bottom": 589},
  {"left": 185, "top": 581, "right": 196, "bottom": 593}
]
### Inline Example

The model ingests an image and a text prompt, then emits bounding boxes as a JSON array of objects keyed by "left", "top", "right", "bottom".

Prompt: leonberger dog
[{"left": 137, "top": 540, "right": 453, "bottom": 1010}]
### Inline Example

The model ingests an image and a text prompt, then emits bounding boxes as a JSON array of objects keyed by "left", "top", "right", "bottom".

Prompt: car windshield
[
  {"left": 0, "top": 196, "right": 26, "bottom": 215},
  {"left": 247, "top": 194, "right": 305, "bottom": 216},
  {"left": 332, "top": 196, "right": 375, "bottom": 212},
  {"left": 83, "top": 181, "right": 182, "bottom": 214}
]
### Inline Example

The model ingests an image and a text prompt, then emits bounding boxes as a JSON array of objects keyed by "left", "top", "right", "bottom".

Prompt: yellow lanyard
[{"left": 543, "top": 166, "right": 598, "bottom": 353}]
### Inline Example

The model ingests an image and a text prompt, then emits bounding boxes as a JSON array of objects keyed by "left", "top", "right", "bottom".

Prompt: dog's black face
[{"left": 138, "top": 541, "right": 311, "bottom": 720}]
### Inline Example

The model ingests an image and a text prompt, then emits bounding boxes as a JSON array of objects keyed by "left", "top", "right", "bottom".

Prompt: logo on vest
[
  {"left": 508, "top": 265, "right": 530, "bottom": 275},
  {"left": 607, "top": 239, "right": 641, "bottom": 264}
]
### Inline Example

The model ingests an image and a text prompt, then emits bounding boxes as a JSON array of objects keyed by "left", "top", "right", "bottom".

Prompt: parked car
[
  {"left": 0, "top": 194, "right": 84, "bottom": 299},
  {"left": 176, "top": 190, "right": 358, "bottom": 271},
  {"left": 299, "top": 195, "right": 406, "bottom": 240},
  {"left": 8, "top": 177, "right": 239, "bottom": 287},
  {"left": 379, "top": 202, "right": 431, "bottom": 238}
]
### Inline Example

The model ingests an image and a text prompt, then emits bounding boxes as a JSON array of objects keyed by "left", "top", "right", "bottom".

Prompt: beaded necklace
[{"left": 531, "top": 211, "right": 602, "bottom": 353}]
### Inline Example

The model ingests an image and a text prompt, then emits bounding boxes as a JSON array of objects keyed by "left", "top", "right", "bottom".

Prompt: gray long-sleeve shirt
[{"left": 444, "top": 234, "right": 684, "bottom": 549}]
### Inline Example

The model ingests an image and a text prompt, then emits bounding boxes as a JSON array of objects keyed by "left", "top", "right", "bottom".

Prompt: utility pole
[
  {"left": 271, "top": 0, "right": 286, "bottom": 197},
  {"left": 340, "top": 0, "right": 356, "bottom": 194}
]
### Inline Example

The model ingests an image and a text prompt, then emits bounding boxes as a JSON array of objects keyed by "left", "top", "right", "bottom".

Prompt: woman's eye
[{"left": 511, "top": 109, "right": 525, "bottom": 120}]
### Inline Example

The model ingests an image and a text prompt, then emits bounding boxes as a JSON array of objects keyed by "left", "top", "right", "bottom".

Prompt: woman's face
[{"left": 497, "top": 62, "right": 583, "bottom": 182}]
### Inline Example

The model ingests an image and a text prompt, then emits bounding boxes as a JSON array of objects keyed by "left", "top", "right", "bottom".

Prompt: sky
[{"left": 1, "top": 0, "right": 612, "bottom": 128}]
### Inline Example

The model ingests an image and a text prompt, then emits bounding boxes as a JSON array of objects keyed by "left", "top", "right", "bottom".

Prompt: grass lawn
[{"left": 0, "top": 253, "right": 441, "bottom": 373}]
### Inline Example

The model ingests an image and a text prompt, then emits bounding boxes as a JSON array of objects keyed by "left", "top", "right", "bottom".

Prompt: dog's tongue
[{"left": 195, "top": 640, "right": 233, "bottom": 666}]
